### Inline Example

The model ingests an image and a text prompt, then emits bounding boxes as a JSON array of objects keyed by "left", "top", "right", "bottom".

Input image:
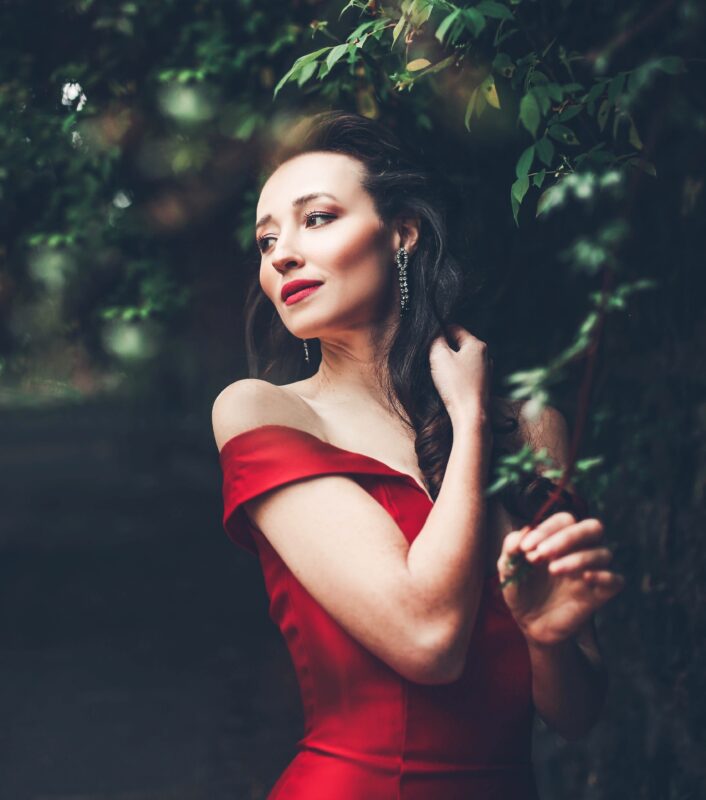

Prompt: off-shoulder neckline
[
  {"left": 219, "top": 424, "right": 502, "bottom": 584},
  {"left": 219, "top": 423, "right": 435, "bottom": 504}
]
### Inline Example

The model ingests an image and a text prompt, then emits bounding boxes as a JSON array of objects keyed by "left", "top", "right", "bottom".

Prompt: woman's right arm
[{"left": 213, "top": 335, "right": 490, "bottom": 685}]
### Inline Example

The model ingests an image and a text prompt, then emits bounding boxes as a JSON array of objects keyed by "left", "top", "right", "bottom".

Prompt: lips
[
  {"left": 284, "top": 283, "right": 322, "bottom": 306},
  {"left": 281, "top": 279, "right": 323, "bottom": 302}
]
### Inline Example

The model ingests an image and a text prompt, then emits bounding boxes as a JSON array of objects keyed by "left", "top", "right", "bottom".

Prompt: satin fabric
[{"left": 219, "top": 424, "right": 539, "bottom": 799}]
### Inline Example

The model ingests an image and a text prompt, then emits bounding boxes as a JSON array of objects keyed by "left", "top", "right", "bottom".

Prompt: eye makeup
[{"left": 256, "top": 211, "right": 336, "bottom": 253}]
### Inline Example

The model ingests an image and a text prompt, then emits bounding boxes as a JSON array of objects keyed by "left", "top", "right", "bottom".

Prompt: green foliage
[
  {"left": 1, "top": 2, "right": 705, "bottom": 798},
  {"left": 0, "top": 0, "right": 693, "bottom": 464},
  {"left": 268, "top": 0, "right": 682, "bottom": 234}
]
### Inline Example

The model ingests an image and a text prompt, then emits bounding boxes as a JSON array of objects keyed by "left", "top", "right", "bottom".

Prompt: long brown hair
[{"left": 242, "top": 110, "right": 588, "bottom": 524}]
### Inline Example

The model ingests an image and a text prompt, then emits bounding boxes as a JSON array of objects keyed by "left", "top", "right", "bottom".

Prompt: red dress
[{"left": 219, "top": 424, "right": 539, "bottom": 800}]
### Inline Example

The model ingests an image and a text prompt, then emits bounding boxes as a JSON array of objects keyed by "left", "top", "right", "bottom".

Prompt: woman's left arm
[
  {"left": 499, "top": 404, "right": 623, "bottom": 740},
  {"left": 524, "top": 617, "right": 609, "bottom": 740}
]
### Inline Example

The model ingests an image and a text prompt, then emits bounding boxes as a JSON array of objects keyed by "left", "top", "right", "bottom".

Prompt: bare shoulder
[
  {"left": 491, "top": 396, "right": 567, "bottom": 451},
  {"left": 485, "top": 399, "right": 573, "bottom": 545},
  {"left": 508, "top": 399, "right": 577, "bottom": 495},
  {"left": 515, "top": 401, "right": 570, "bottom": 469},
  {"left": 211, "top": 378, "right": 320, "bottom": 453}
]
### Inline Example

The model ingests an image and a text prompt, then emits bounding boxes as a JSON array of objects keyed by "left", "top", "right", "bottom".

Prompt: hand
[
  {"left": 429, "top": 323, "right": 493, "bottom": 425},
  {"left": 497, "top": 511, "right": 625, "bottom": 647}
]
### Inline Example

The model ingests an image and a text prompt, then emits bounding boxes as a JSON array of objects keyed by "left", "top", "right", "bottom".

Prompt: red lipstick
[{"left": 282, "top": 279, "right": 323, "bottom": 305}]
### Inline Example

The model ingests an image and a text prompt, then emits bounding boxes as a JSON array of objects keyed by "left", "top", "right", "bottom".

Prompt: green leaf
[
  {"left": 348, "top": 20, "right": 377, "bottom": 42},
  {"left": 519, "top": 92, "right": 540, "bottom": 137},
  {"left": 325, "top": 43, "right": 349, "bottom": 72},
  {"left": 464, "top": 87, "right": 479, "bottom": 131},
  {"left": 533, "top": 169, "right": 546, "bottom": 188},
  {"left": 273, "top": 47, "right": 330, "bottom": 97},
  {"left": 545, "top": 82, "right": 564, "bottom": 102},
  {"left": 476, "top": 0, "right": 514, "bottom": 20},
  {"left": 485, "top": 475, "right": 511, "bottom": 496},
  {"left": 492, "top": 52, "right": 515, "bottom": 78},
  {"left": 556, "top": 104, "right": 582, "bottom": 123},
  {"left": 435, "top": 9, "right": 461, "bottom": 43},
  {"left": 536, "top": 136, "right": 554, "bottom": 166},
  {"left": 474, "top": 86, "right": 488, "bottom": 117},
  {"left": 628, "top": 116, "right": 643, "bottom": 150},
  {"left": 481, "top": 74, "right": 501, "bottom": 108},
  {"left": 338, "top": 0, "right": 361, "bottom": 18},
  {"left": 654, "top": 56, "right": 686, "bottom": 75},
  {"left": 296, "top": 47, "right": 331, "bottom": 66},
  {"left": 297, "top": 60, "right": 318, "bottom": 87},
  {"left": 531, "top": 87, "right": 552, "bottom": 116},
  {"left": 597, "top": 98, "right": 611, "bottom": 131},
  {"left": 536, "top": 185, "right": 558, "bottom": 216},
  {"left": 584, "top": 80, "right": 607, "bottom": 106},
  {"left": 392, "top": 14, "right": 407, "bottom": 46},
  {"left": 548, "top": 123, "right": 579, "bottom": 145},
  {"left": 510, "top": 175, "right": 530, "bottom": 225},
  {"left": 410, "top": 0, "right": 434, "bottom": 25},
  {"left": 607, "top": 72, "right": 626, "bottom": 106},
  {"left": 515, "top": 144, "right": 534, "bottom": 178},
  {"left": 462, "top": 7, "right": 486, "bottom": 36}
]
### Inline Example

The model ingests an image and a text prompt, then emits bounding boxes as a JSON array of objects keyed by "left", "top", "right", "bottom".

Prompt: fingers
[
  {"left": 437, "top": 324, "right": 487, "bottom": 353},
  {"left": 496, "top": 527, "right": 529, "bottom": 580},
  {"left": 521, "top": 515, "right": 604, "bottom": 563},
  {"left": 500, "top": 526, "right": 530, "bottom": 556},
  {"left": 583, "top": 570, "right": 625, "bottom": 597},
  {"left": 547, "top": 546, "right": 614, "bottom": 575},
  {"left": 518, "top": 511, "right": 579, "bottom": 552}
]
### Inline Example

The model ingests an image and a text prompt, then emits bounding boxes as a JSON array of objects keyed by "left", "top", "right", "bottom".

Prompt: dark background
[{"left": 1, "top": 1, "right": 705, "bottom": 798}]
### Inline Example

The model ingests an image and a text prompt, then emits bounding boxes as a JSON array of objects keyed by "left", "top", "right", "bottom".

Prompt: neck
[{"left": 309, "top": 322, "right": 398, "bottom": 414}]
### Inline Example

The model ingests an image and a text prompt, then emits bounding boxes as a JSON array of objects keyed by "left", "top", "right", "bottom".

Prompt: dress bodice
[{"left": 219, "top": 424, "right": 538, "bottom": 799}]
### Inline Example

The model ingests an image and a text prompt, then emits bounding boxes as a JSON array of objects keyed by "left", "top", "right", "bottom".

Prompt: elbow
[
  {"left": 408, "top": 650, "right": 463, "bottom": 686},
  {"left": 405, "top": 617, "right": 465, "bottom": 685}
]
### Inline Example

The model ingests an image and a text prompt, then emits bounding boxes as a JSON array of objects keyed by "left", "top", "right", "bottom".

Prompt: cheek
[
  {"left": 321, "top": 219, "right": 390, "bottom": 281},
  {"left": 259, "top": 264, "right": 275, "bottom": 300}
]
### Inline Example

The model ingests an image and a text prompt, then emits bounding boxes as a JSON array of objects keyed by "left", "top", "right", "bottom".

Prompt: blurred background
[{"left": 1, "top": 1, "right": 705, "bottom": 798}]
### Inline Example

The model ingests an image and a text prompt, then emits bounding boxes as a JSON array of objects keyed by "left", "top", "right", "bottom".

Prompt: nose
[{"left": 270, "top": 233, "right": 304, "bottom": 274}]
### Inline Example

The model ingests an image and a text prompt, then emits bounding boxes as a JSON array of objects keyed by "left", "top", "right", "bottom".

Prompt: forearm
[
  {"left": 406, "top": 411, "right": 490, "bottom": 662},
  {"left": 526, "top": 633, "right": 609, "bottom": 740}
]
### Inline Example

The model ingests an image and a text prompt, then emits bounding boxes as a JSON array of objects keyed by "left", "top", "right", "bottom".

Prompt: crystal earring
[
  {"left": 395, "top": 246, "right": 409, "bottom": 314},
  {"left": 302, "top": 338, "right": 310, "bottom": 364}
]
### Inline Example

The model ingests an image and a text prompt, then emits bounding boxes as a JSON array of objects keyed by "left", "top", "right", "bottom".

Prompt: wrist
[
  {"left": 522, "top": 630, "right": 576, "bottom": 654},
  {"left": 450, "top": 405, "right": 489, "bottom": 432}
]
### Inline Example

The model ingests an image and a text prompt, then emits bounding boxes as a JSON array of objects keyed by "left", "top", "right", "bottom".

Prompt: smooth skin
[{"left": 213, "top": 150, "right": 624, "bottom": 737}]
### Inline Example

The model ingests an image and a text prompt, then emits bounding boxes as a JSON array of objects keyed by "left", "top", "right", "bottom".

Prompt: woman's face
[{"left": 255, "top": 151, "right": 403, "bottom": 339}]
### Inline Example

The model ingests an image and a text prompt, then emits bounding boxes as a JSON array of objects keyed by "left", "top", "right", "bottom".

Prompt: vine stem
[{"left": 525, "top": 63, "right": 666, "bottom": 534}]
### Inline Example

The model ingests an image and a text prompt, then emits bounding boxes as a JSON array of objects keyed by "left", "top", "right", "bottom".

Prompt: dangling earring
[
  {"left": 302, "top": 338, "right": 310, "bottom": 364},
  {"left": 395, "top": 246, "right": 409, "bottom": 315}
]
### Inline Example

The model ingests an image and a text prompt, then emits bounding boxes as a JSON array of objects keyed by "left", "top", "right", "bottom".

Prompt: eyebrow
[{"left": 255, "top": 192, "right": 340, "bottom": 231}]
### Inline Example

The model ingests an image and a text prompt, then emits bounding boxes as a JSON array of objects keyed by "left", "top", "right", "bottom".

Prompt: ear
[{"left": 393, "top": 213, "right": 421, "bottom": 256}]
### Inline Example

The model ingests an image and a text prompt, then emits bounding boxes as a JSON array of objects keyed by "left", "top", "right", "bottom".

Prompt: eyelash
[{"left": 256, "top": 212, "right": 335, "bottom": 253}]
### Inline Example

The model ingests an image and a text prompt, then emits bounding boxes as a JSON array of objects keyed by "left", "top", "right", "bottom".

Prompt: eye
[
  {"left": 256, "top": 234, "right": 274, "bottom": 254},
  {"left": 256, "top": 212, "right": 336, "bottom": 254},
  {"left": 304, "top": 211, "right": 336, "bottom": 228}
]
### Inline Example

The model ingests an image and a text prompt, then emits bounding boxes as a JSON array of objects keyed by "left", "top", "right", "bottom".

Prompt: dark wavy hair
[{"left": 241, "top": 110, "right": 588, "bottom": 526}]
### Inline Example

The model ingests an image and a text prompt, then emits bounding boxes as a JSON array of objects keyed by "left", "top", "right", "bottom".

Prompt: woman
[{"left": 213, "top": 110, "right": 624, "bottom": 799}]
